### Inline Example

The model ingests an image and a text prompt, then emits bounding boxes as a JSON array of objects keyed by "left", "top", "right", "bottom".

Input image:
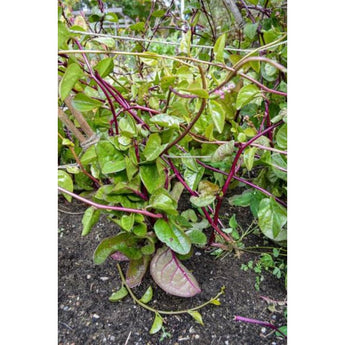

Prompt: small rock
[
  {"left": 109, "top": 336, "right": 115, "bottom": 341},
  {"left": 86, "top": 274, "right": 91, "bottom": 279},
  {"left": 100, "top": 277, "right": 109, "bottom": 281},
  {"left": 195, "top": 252, "right": 201, "bottom": 256},
  {"left": 194, "top": 335, "right": 200, "bottom": 340},
  {"left": 261, "top": 327, "right": 267, "bottom": 334},
  {"left": 92, "top": 313, "right": 100, "bottom": 320}
]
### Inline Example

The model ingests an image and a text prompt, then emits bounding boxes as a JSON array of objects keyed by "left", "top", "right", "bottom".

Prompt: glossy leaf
[
  {"left": 180, "top": 87, "right": 209, "bottom": 99},
  {"left": 188, "top": 310, "right": 204, "bottom": 326},
  {"left": 143, "top": 133, "right": 165, "bottom": 161},
  {"left": 139, "top": 286, "right": 153, "bottom": 304},
  {"left": 81, "top": 207, "right": 100, "bottom": 236},
  {"left": 150, "top": 247, "right": 201, "bottom": 297},
  {"left": 211, "top": 141, "right": 235, "bottom": 162},
  {"left": 213, "top": 33, "right": 226, "bottom": 63},
  {"left": 94, "top": 57, "right": 114, "bottom": 78},
  {"left": 72, "top": 93, "right": 103, "bottom": 112},
  {"left": 93, "top": 233, "right": 142, "bottom": 265},
  {"left": 258, "top": 198, "right": 287, "bottom": 240},
  {"left": 153, "top": 219, "right": 191, "bottom": 255},
  {"left": 244, "top": 23, "right": 259, "bottom": 40},
  {"left": 236, "top": 84, "right": 260, "bottom": 109},
  {"left": 126, "top": 255, "right": 150, "bottom": 288},
  {"left": 186, "top": 229, "right": 207, "bottom": 246},
  {"left": 276, "top": 123, "right": 287, "bottom": 150},
  {"left": 190, "top": 194, "right": 216, "bottom": 208},
  {"left": 109, "top": 286, "right": 128, "bottom": 302},
  {"left": 149, "top": 188, "right": 178, "bottom": 215},
  {"left": 149, "top": 313, "right": 163, "bottom": 334},
  {"left": 244, "top": 147, "right": 257, "bottom": 171},
  {"left": 139, "top": 163, "right": 165, "bottom": 194},
  {"left": 58, "top": 170, "right": 73, "bottom": 202},
  {"left": 179, "top": 30, "right": 191, "bottom": 55},
  {"left": 149, "top": 114, "right": 183, "bottom": 129},
  {"left": 209, "top": 100, "right": 225, "bottom": 133},
  {"left": 59, "top": 63, "right": 84, "bottom": 101}
]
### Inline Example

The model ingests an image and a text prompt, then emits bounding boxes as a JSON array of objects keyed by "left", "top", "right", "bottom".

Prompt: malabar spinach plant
[{"left": 58, "top": 0, "right": 287, "bottom": 333}]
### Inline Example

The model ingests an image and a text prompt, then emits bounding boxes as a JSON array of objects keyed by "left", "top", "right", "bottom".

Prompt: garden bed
[{"left": 58, "top": 197, "right": 286, "bottom": 345}]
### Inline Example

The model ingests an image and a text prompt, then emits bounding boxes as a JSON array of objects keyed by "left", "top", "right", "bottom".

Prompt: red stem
[{"left": 58, "top": 187, "right": 163, "bottom": 218}]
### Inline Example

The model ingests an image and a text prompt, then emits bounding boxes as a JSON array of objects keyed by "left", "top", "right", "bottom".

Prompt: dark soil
[{"left": 58, "top": 196, "right": 287, "bottom": 345}]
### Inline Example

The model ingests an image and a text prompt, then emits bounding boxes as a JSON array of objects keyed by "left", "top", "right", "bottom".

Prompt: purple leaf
[
  {"left": 150, "top": 246, "right": 201, "bottom": 297},
  {"left": 126, "top": 255, "right": 150, "bottom": 288},
  {"left": 110, "top": 251, "right": 130, "bottom": 261}
]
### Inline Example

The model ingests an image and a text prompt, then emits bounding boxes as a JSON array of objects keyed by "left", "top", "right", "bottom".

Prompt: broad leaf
[
  {"left": 244, "top": 147, "right": 257, "bottom": 171},
  {"left": 93, "top": 233, "right": 142, "bottom": 265},
  {"left": 276, "top": 123, "right": 287, "bottom": 150},
  {"left": 149, "top": 188, "right": 178, "bottom": 215},
  {"left": 179, "top": 87, "right": 209, "bottom": 99},
  {"left": 209, "top": 100, "right": 225, "bottom": 133},
  {"left": 150, "top": 247, "right": 201, "bottom": 297},
  {"left": 211, "top": 140, "right": 235, "bottom": 162},
  {"left": 59, "top": 63, "right": 84, "bottom": 101},
  {"left": 190, "top": 194, "right": 216, "bottom": 208},
  {"left": 143, "top": 133, "right": 166, "bottom": 161},
  {"left": 126, "top": 255, "right": 150, "bottom": 288},
  {"left": 244, "top": 23, "right": 259, "bottom": 40},
  {"left": 94, "top": 57, "right": 114, "bottom": 78},
  {"left": 72, "top": 93, "right": 103, "bottom": 112},
  {"left": 236, "top": 84, "right": 260, "bottom": 109},
  {"left": 150, "top": 114, "right": 183, "bottom": 129},
  {"left": 58, "top": 170, "right": 73, "bottom": 202},
  {"left": 186, "top": 229, "right": 207, "bottom": 246},
  {"left": 258, "top": 198, "right": 287, "bottom": 240},
  {"left": 81, "top": 207, "right": 100, "bottom": 236},
  {"left": 153, "top": 219, "right": 191, "bottom": 255},
  {"left": 139, "top": 163, "right": 165, "bottom": 194},
  {"left": 213, "top": 33, "right": 226, "bottom": 63}
]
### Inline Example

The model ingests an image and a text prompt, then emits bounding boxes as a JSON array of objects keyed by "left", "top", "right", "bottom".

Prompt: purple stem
[
  {"left": 58, "top": 187, "right": 162, "bottom": 218},
  {"left": 213, "top": 121, "right": 283, "bottom": 224},
  {"left": 234, "top": 315, "right": 287, "bottom": 339}
]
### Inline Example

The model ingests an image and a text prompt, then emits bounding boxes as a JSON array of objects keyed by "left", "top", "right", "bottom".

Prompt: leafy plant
[{"left": 58, "top": 0, "right": 287, "bottom": 332}]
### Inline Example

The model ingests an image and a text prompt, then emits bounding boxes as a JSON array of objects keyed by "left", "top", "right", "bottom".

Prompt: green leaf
[
  {"left": 236, "top": 84, "right": 260, "bottom": 110},
  {"left": 271, "top": 153, "right": 287, "bottom": 181},
  {"left": 58, "top": 21, "right": 72, "bottom": 49},
  {"left": 211, "top": 140, "right": 235, "bottom": 162},
  {"left": 92, "top": 37, "right": 115, "bottom": 48},
  {"left": 114, "top": 214, "right": 135, "bottom": 232},
  {"left": 190, "top": 195, "right": 216, "bottom": 208},
  {"left": 139, "top": 286, "right": 153, "bottom": 303},
  {"left": 210, "top": 298, "right": 221, "bottom": 305},
  {"left": 152, "top": 9, "right": 166, "bottom": 17},
  {"left": 276, "top": 123, "right": 287, "bottom": 150},
  {"left": 149, "top": 188, "right": 178, "bottom": 215},
  {"left": 82, "top": 207, "right": 100, "bottom": 236},
  {"left": 109, "top": 286, "right": 128, "bottom": 302},
  {"left": 80, "top": 146, "right": 97, "bottom": 165},
  {"left": 149, "top": 313, "right": 163, "bottom": 334},
  {"left": 154, "top": 219, "right": 191, "bottom": 255},
  {"left": 102, "top": 160, "right": 126, "bottom": 174},
  {"left": 188, "top": 310, "right": 204, "bottom": 326},
  {"left": 258, "top": 198, "right": 287, "bottom": 240},
  {"left": 276, "top": 325, "right": 287, "bottom": 337},
  {"left": 72, "top": 93, "right": 103, "bottom": 112},
  {"left": 244, "top": 147, "right": 257, "bottom": 171},
  {"left": 180, "top": 87, "right": 209, "bottom": 99},
  {"left": 229, "top": 214, "right": 238, "bottom": 229},
  {"left": 213, "top": 33, "right": 226, "bottom": 63},
  {"left": 209, "top": 100, "right": 225, "bottom": 133},
  {"left": 94, "top": 57, "right": 114, "bottom": 78},
  {"left": 105, "top": 13, "right": 118, "bottom": 22},
  {"left": 59, "top": 63, "right": 84, "bottom": 101},
  {"left": 130, "top": 22, "right": 145, "bottom": 33},
  {"left": 179, "top": 30, "right": 191, "bottom": 55},
  {"left": 139, "top": 163, "right": 165, "bottom": 194},
  {"left": 58, "top": 170, "right": 73, "bottom": 202},
  {"left": 186, "top": 229, "right": 207, "bottom": 246},
  {"left": 150, "top": 114, "right": 183, "bottom": 129},
  {"left": 143, "top": 133, "right": 166, "bottom": 161},
  {"left": 93, "top": 233, "right": 142, "bottom": 265},
  {"left": 244, "top": 23, "right": 259, "bottom": 40}
]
